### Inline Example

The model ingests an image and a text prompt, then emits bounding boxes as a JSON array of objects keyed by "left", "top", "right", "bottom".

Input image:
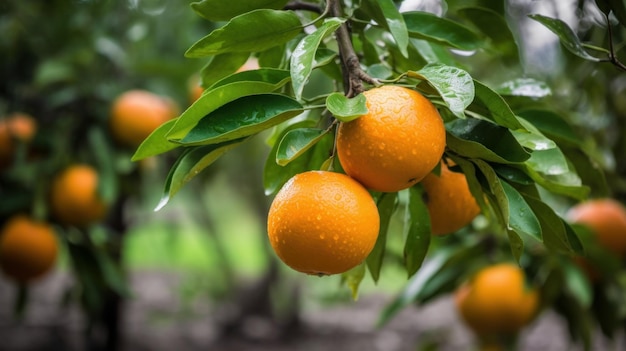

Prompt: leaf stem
[{"left": 329, "top": 0, "right": 380, "bottom": 97}]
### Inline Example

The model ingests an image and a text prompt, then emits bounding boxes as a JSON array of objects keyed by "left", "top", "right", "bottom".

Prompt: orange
[
  {"left": 455, "top": 263, "right": 539, "bottom": 336},
  {"left": 110, "top": 90, "right": 178, "bottom": 147},
  {"left": 421, "top": 161, "right": 480, "bottom": 235},
  {"left": 237, "top": 57, "right": 259, "bottom": 72},
  {"left": 0, "top": 112, "right": 37, "bottom": 167},
  {"left": 267, "top": 171, "right": 380, "bottom": 275},
  {"left": 0, "top": 215, "right": 58, "bottom": 283},
  {"left": 566, "top": 199, "right": 626, "bottom": 257},
  {"left": 50, "top": 164, "right": 108, "bottom": 227},
  {"left": 336, "top": 85, "right": 446, "bottom": 192}
]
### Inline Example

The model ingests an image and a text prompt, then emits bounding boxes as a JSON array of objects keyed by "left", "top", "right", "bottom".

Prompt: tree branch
[
  {"left": 606, "top": 13, "right": 626, "bottom": 72},
  {"left": 329, "top": 0, "right": 379, "bottom": 97}
]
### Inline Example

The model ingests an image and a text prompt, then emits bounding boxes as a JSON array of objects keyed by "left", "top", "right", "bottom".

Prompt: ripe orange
[
  {"left": 566, "top": 199, "right": 626, "bottom": 257},
  {"left": 110, "top": 90, "right": 178, "bottom": 147},
  {"left": 421, "top": 161, "right": 480, "bottom": 235},
  {"left": 0, "top": 112, "right": 37, "bottom": 167},
  {"left": 50, "top": 164, "right": 107, "bottom": 227},
  {"left": 455, "top": 263, "right": 539, "bottom": 336},
  {"left": 336, "top": 85, "right": 446, "bottom": 192},
  {"left": 0, "top": 215, "right": 58, "bottom": 283},
  {"left": 267, "top": 171, "right": 380, "bottom": 275}
]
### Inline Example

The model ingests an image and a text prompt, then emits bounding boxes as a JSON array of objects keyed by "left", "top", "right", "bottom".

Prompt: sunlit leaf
[
  {"left": 403, "top": 186, "right": 431, "bottom": 277},
  {"left": 367, "top": 0, "right": 409, "bottom": 56},
  {"left": 409, "top": 63, "right": 474, "bottom": 119},
  {"left": 180, "top": 94, "right": 303, "bottom": 145},
  {"left": 167, "top": 69, "right": 291, "bottom": 139},
  {"left": 276, "top": 128, "right": 329, "bottom": 166},
  {"left": 529, "top": 14, "right": 600, "bottom": 62},
  {"left": 403, "top": 11, "right": 483, "bottom": 51},
  {"left": 367, "top": 192, "right": 398, "bottom": 283},
  {"left": 291, "top": 17, "right": 345, "bottom": 100},
  {"left": 191, "top": 0, "right": 289, "bottom": 21},
  {"left": 326, "top": 92, "right": 368, "bottom": 122},
  {"left": 186, "top": 9, "right": 302, "bottom": 57}
]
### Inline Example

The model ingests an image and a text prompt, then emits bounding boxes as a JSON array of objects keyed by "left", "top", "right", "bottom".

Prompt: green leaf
[
  {"left": 263, "top": 122, "right": 334, "bottom": 195},
  {"left": 168, "top": 69, "right": 291, "bottom": 139},
  {"left": 525, "top": 165, "right": 590, "bottom": 200},
  {"left": 595, "top": 0, "right": 626, "bottom": 28},
  {"left": 276, "top": 128, "right": 329, "bottom": 166},
  {"left": 186, "top": 9, "right": 302, "bottom": 57},
  {"left": 368, "top": 0, "right": 409, "bottom": 56},
  {"left": 470, "top": 80, "right": 525, "bottom": 130},
  {"left": 496, "top": 78, "right": 551, "bottom": 98},
  {"left": 132, "top": 119, "right": 179, "bottom": 161},
  {"left": 326, "top": 92, "right": 368, "bottom": 122},
  {"left": 525, "top": 147, "right": 570, "bottom": 176},
  {"left": 341, "top": 263, "right": 366, "bottom": 300},
  {"left": 156, "top": 139, "right": 246, "bottom": 211},
  {"left": 473, "top": 159, "right": 509, "bottom": 228},
  {"left": 507, "top": 229, "right": 525, "bottom": 262},
  {"left": 180, "top": 94, "right": 303, "bottom": 145},
  {"left": 517, "top": 110, "right": 579, "bottom": 146},
  {"left": 492, "top": 164, "right": 534, "bottom": 185},
  {"left": 457, "top": 7, "right": 519, "bottom": 61},
  {"left": 409, "top": 63, "right": 474, "bottom": 119},
  {"left": 199, "top": 52, "right": 251, "bottom": 89},
  {"left": 563, "top": 147, "right": 609, "bottom": 198},
  {"left": 191, "top": 0, "right": 289, "bottom": 22},
  {"left": 525, "top": 196, "right": 574, "bottom": 253},
  {"left": 528, "top": 14, "right": 600, "bottom": 62},
  {"left": 291, "top": 17, "right": 345, "bottom": 100},
  {"left": 403, "top": 186, "right": 432, "bottom": 277},
  {"left": 366, "top": 192, "right": 398, "bottom": 283},
  {"left": 501, "top": 181, "right": 542, "bottom": 241},
  {"left": 403, "top": 11, "right": 483, "bottom": 51},
  {"left": 447, "top": 155, "right": 489, "bottom": 213},
  {"left": 446, "top": 119, "right": 531, "bottom": 164}
]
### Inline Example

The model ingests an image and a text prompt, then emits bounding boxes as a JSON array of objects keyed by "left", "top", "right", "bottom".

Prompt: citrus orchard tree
[{"left": 133, "top": 0, "right": 626, "bottom": 349}]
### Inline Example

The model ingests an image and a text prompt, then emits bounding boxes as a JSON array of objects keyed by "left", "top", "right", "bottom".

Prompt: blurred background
[{"left": 1, "top": 0, "right": 625, "bottom": 351}]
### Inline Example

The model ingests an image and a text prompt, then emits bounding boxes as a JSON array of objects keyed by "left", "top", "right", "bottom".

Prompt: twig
[
  {"left": 605, "top": 13, "right": 626, "bottom": 72},
  {"left": 329, "top": 0, "right": 379, "bottom": 97}
]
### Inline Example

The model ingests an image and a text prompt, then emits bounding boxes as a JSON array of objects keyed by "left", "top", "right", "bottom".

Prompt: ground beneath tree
[{"left": 0, "top": 270, "right": 623, "bottom": 351}]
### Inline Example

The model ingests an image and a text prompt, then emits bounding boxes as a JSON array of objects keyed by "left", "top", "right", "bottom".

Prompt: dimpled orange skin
[
  {"left": 567, "top": 199, "right": 626, "bottom": 257},
  {"left": 110, "top": 90, "right": 178, "bottom": 147},
  {"left": 421, "top": 161, "right": 480, "bottom": 235},
  {"left": 337, "top": 85, "right": 446, "bottom": 193},
  {"left": 455, "top": 264, "right": 539, "bottom": 335},
  {"left": 50, "top": 164, "right": 107, "bottom": 227},
  {"left": 0, "top": 215, "right": 58, "bottom": 284},
  {"left": 267, "top": 171, "right": 380, "bottom": 275}
]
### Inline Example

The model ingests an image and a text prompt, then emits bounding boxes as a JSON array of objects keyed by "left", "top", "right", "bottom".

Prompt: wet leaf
[
  {"left": 403, "top": 11, "right": 483, "bottom": 51},
  {"left": 326, "top": 92, "right": 368, "bottom": 122},
  {"left": 291, "top": 17, "right": 345, "bottom": 100},
  {"left": 186, "top": 9, "right": 302, "bottom": 57},
  {"left": 496, "top": 78, "right": 551, "bottom": 98},
  {"left": 470, "top": 80, "right": 525, "bottom": 130},
  {"left": 529, "top": 14, "right": 600, "bottom": 62},
  {"left": 180, "top": 94, "right": 303, "bottom": 145},
  {"left": 367, "top": 192, "right": 398, "bottom": 283},
  {"left": 403, "top": 186, "right": 432, "bottom": 277},
  {"left": 276, "top": 128, "right": 329, "bottom": 166}
]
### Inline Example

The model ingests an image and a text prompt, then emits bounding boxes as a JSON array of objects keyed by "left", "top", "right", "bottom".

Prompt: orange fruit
[
  {"left": 421, "top": 161, "right": 480, "bottom": 235},
  {"left": 237, "top": 57, "right": 259, "bottom": 72},
  {"left": 50, "top": 164, "right": 107, "bottom": 227},
  {"left": 267, "top": 171, "right": 380, "bottom": 275},
  {"left": 0, "top": 215, "right": 58, "bottom": 283},
  {"left": 455, "top": 263, "right": 539, "bottom": 336},
  {"left": 0, "top": 112, "right": 37, "bottom": 167},
  {"left": 566, "top": 199, "right": 626, "bottom": 257},
  {"left": 110, "top": 90, "right": 178, "bottom": 147},
  {"left": 189, "top": 75, "right": 205, "bottom": 103},
  {"left": 336, "top": 85, "right": 446, "bottom": 192}
]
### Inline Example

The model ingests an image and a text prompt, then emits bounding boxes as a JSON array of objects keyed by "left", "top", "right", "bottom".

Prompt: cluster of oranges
[
  {"left": 0, "top": 86, "right": 179, "bottom": 285},
  {"left": 267, "top": 85, "right": 481, "bottom": 276}
]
